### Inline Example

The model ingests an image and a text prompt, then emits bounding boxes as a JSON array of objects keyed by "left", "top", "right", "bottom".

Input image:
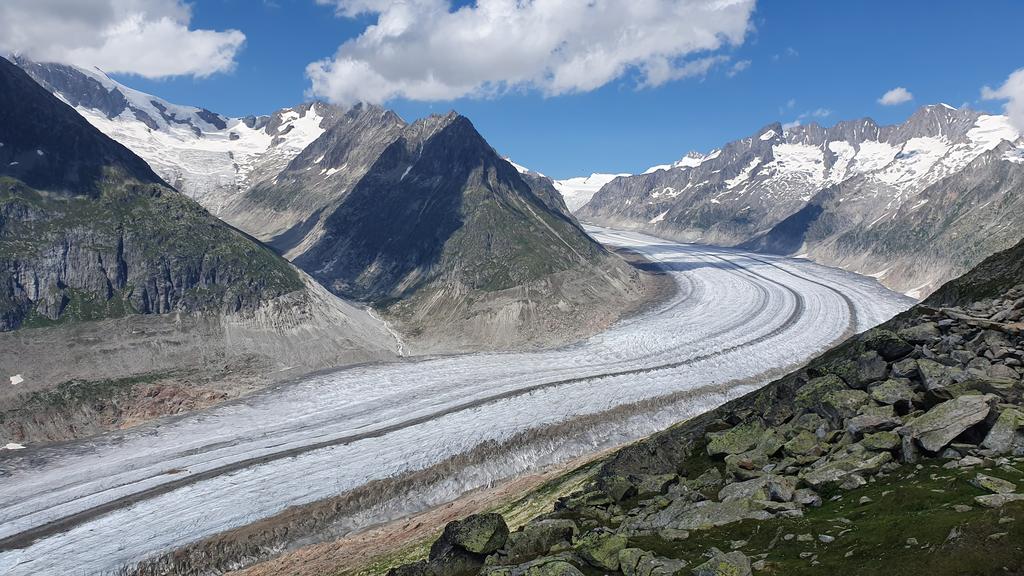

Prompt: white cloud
[
  {"left": 0, "top": 0, "right": 245, "bottom": 78},
  {"left": 309, "top": 0, "right": 756, "bottom": 104},
  {"left": 878, "top": 86, "right": 913, "bottom": 106},
  {"left": 726, "top": 59, "right": 751, "bottom": 78},
  {"left": 782, "top": 107, "right": 831, "bottom": 130},
  {"left": 982, "top": 68, "right": 1024, "bottom": 132}
]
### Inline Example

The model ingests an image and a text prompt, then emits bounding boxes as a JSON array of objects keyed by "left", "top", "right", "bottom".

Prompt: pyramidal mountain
[
  {"left": 577, "top": 105, "right": 1024, "bottom": 298},
  {"left": 0, "top": 56, "right": 399, "bottom": 440},
  {"left": 15, "top": 58, "right": 660, "bottom": 353}
]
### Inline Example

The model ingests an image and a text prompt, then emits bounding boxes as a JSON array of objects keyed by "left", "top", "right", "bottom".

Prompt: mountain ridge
[{"left": 577, "top": 103, "right": 1023, "bottom": 297}]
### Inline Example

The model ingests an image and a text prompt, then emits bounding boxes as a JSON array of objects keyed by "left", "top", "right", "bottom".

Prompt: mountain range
[
  {"left": 14, "top": 58, "right": 659, "bottom": 353},
  {"left": 577, "top": 105, "right": 1024, "bottom": 298},
  {"left": 0, "top": 55, "right": 402, "bottom": 440}
]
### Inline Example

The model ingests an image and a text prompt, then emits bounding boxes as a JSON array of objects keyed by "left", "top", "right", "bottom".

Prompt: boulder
[
  {"left": 891, "top": 358, "right": 920, "bottom": 379},
  {"left": 718, "top": 475, "right": 796, "bottom": 503},
  {"left": 637, "top": 474, "right": 679, "bottom": 497},
  {"left": 783, "top": 430, "right": 823, "bottom": 462},
  {"left": 847, "top": 406, "right": 902, "bottom": 437},
  {"left": 917, "top": 359, "right": 966, "bottom": 398},
  {"left": 707, "top": 422, "right": 766, "bottom": 456},
  {"left": 970, "top": 473, "right": 1018, "bottom": 494},
  {"left": 901, "top": 395, "right": 996, "bottom": 453},
  {"left": 861, "top": 431, "right": 901, "bottom": 451},
  {"left": 870, "top": 379, "right": 917, "bottom": 408},
  {"left": 688, "top": 468, "right": 724, "bottom": 491},
  {"left": 862, "top": 329, "right": 914, "bottom": 360},
  {"left": 482, "top": 555, "right": 585, "bottom": 576},
  {"left": 501, "top": 521, "right": 577, "bottom": 565},
  {"left": 982, "top": 408, "right": 1024, "bottom": 454},
  {"left": 975, "top": 493, "right": 1024, "bottom": 508},
  {"left": 619, "top": 548, "right": 688, "bottom": 576},
  {"left": 793, "top": 488, "right": 822, "bottom": 507},
  {"left": 899, "top": 322, "right": 941, "bottom": 344},
  {"left": 691, "top": 549, "right": 752, "bottom": 576},
  {"left": 432, "top": 514, "right": 510, "bottom": 558},
  {"left": 799, "top": 449, "right": 893, "bottom": 487},
  {"left": 600, "top": 475, "right": 637, "bottom": 502},
  {"left": 575, "top": 532, "right": 627, "bottom": 571}
]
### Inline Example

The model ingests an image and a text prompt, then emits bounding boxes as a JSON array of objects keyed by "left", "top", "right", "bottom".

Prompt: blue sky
[{"left": 107, "top": 0, "right": 1024, "bottom": 179}]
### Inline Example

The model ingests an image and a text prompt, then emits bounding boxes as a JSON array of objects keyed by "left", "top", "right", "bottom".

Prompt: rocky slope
[
  {"left": 578, "top": 106, "right": 1024, "bottom": 297},
  {"left": 0, "top": 56, "right": 399, "bottom": 442},
  {"left": 384, "top": 235, "right": 1024, "bottom": 575}
]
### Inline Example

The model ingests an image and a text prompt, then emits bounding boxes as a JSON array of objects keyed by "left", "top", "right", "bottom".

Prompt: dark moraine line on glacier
[{"left": 0, "top": 241, "right": 813, "bottom": 551}]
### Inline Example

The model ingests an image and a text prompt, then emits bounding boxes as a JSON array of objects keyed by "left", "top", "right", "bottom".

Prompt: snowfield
[{"left": 0, "top": 228, "right": 913, "bottom": 575}]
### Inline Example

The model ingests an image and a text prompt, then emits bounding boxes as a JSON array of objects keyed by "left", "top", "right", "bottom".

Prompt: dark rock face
[
  {"left": 0, "top": 56, "right": 303, "bottom": 330},
  {"left": 0, "top": 57, "right": 163, "bottom": 197}
]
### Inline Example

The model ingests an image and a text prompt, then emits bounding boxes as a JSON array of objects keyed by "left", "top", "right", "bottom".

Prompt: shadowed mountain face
[
  {"left": 0, "top": 55, "right": 304, "bottom": 330},
  {"left": 0, "top": 57, "right": 162, "bottom": 197},
  {"left": 295, "top": 113, "right": 608, "bottom": 301},
  {"left": 579, "top": 106, "right": 1024, "bottom": 297}
]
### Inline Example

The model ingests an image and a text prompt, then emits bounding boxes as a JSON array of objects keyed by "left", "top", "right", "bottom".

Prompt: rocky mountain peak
[{"left": 0, "top": 56, "right": 163, "bottom": 196}]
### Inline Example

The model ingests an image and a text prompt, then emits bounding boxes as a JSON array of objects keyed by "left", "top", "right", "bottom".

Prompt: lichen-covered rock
[
  {"left": 970, "top": 473, "right": 1018, "bottom": 494},
  {"left": 901, "top": 394, "right": 996, "bottom": 453},
  {"left": 690, "top": 549, "right": 752, "bottom": 576},
  {"left": 917, "top": 359, "right": 966, "bottom": 398},
  {"left": 870, "top": 379, "right": 918, "bottom": 408},
  {"left": 706, "top": 422, "right": 766, "bottom": 456},
  {"left": 600, "top": 475, "right": 636, "bottom": 502},
  {"left": 891, "top": 358, "right": 920, "bottom": 379},
  {"left": 982, "top": 408, "right": 1024, "bottom": 454},
  {"left": 862, "top": 329, "right": 915, "bottom": 360},
  {"left": 483, "top": 554, "right": 585, "bottom": 576},
  {"left": 847, "top": 405, "right": 902, "bottom": 437},
  {"left": 783, "top": 430, "right": 823, "bottom": 462},
  {"left": 619, "top": 548, "right": 688, "bottom": 576},
  {"left": 861, "top": 430, "right": 901, "bottom": 451},
  {"left": 433, "top": 513, "right": 510, "bottom": 557},
  {"left": 500, "top": 521, "right": 577, "bottom": 565},
  {"left": 798, "top": 448, "right": 893, "bottom": 487},
  {"left": 899, "top": 322, "right": 941, "bottom": 344},
  {"left": 637, "top": 474, "right": 679, "bottom": 497},
  {"left": 974, "top": 493, "right": 1024, "bottom": 508},
  {"left": 575, "top": 531, "right": 627, "bottom": 571}
]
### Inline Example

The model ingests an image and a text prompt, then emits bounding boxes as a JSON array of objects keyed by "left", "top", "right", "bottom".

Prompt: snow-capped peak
[{"left": 554, "top": 172, "right": 631, "bottom": 212}]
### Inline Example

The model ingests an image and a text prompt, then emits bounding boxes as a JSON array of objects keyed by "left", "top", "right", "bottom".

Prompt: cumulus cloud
[
  {"left": 878, "top": 86, "right": 913, "bottom": 106},
  {"left": 982, "top": 68, "right": 1024, "bottom": 132},
  {"left": 308, "top": 0, "right": 756, "bottom": 104},
  {"left": 0, "top": 0, "right": 245, "bottom": 78}
]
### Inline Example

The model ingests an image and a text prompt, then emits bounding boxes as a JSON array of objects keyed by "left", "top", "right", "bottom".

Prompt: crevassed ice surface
[{"left": 0, "top": 228, "right": 914, "bottom": 575}]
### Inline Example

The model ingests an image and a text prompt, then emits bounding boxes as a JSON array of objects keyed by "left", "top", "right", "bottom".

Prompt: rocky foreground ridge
[{"left": 384, "top": 239, "right": 1024, "bottom": 575}]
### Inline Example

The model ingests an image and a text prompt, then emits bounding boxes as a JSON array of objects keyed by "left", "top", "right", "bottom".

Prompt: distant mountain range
[
  {"left": 15, "top": 58, "right": 657, "bottom": 353},
  {"left": 573, "top": 104, "right": 1024, "bottom": 298}
]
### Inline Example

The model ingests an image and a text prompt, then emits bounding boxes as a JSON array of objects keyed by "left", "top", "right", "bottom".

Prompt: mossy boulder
[
  {"left": 870, "top": 378, "right": 917, "bottom": 408},
  {"left": 862, "top": 329, "right": 914, "bottom": 361},
  {"left": 901, "top": 394, "right": 996, "bottom": 453},
  {"left": 575, "top": 531, "right": 627, "bottom": 571},
  {"left": 432, "top": 513, "right": 510, "bottom": 557},
  {"left": 706, "top": 421, "right": 765, "bottom": 456},
  {"left": 690, "top": 549, "right": 752, "bottom": 576}
]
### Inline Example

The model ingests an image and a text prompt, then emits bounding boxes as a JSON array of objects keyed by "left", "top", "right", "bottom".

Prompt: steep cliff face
[{"left": 0, "top": 56, "right": 304, "bottom": 330}]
